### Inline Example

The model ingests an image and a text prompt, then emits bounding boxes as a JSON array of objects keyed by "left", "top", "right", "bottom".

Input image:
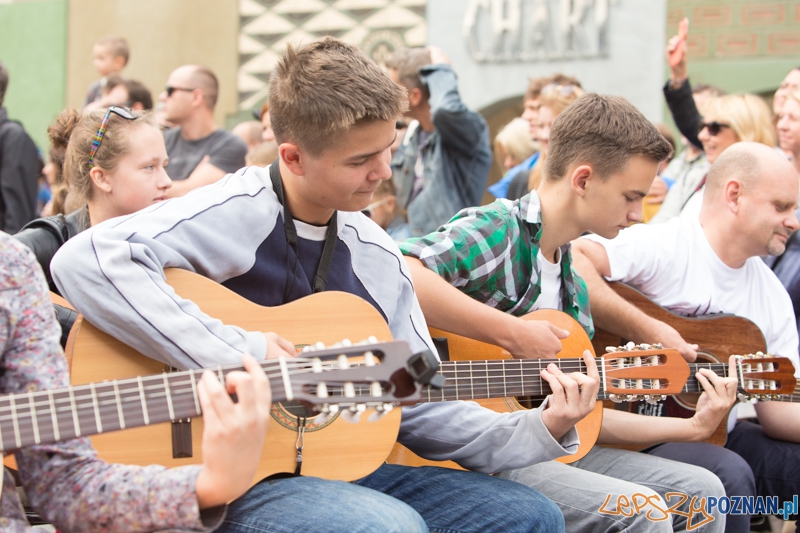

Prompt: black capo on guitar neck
[{"left": 407, "top": 350, "right": 445, "bottom": 389}]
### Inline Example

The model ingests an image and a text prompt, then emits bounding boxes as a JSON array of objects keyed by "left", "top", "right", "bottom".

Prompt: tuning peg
[
  {"left": 368, "top": 403, "right": 394, "bottom": 422},
  {"left": 341, "top": 404, "right": 366, "bottom": 424},
  {"left": 645, "top": 395, "right": 666, "bottom": 405},
  {"left": 315, "top": 403, "right": 339, "bottom": 425}
]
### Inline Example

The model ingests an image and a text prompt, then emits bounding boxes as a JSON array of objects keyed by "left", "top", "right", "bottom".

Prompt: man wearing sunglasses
[{"left": 160, "top": 65, "right": 246, "bottom": 198}]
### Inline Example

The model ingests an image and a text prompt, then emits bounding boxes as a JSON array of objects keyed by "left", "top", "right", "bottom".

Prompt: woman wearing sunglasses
[
  {"left": 658, "top": 25, "right": 777, "bottom": 224},
  {"left": 675, "top": 93, "right": 776, "bottom": 220},
  {"left": 16, "top": 106, "right": 172, "bottom": 294}
]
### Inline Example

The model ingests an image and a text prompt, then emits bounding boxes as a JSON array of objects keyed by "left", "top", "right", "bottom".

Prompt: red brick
[
  {"left": 686, "top": 34, "right": 709, "bottom": 58},
  {"left": 693, "top": 6, "right": 732, "bottom": 27},
  {"left": 742, "top": 3, "right": 785, "bottom": 25},
  {"left": 668, "top": 8, "right": 685, "bottom": 26},
  {"left": 716, "top": 33, "right": 759, "bottom": 56},
  {"left": 768, "top": 32, "right": 800, "bottom": 55}
]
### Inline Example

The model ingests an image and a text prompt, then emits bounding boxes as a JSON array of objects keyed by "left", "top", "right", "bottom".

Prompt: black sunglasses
[
  {"left": 88, "top": 106, "right": 137, "bottom": 168},
  {"left": 698, "top": 120, "right": 731, "bottom": 136},
  {"left": 165, "top": 86, "right": 196, "bottom": 97}
]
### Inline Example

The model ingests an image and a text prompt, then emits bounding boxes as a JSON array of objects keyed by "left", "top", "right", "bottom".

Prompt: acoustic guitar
[
  {"left": 592, "top": 281, "right": 797, "bottom": 449},
  {"left": 0, "top": 339, "right": 430, "bottom": 495},
  {"left": 387, "top": 310, "right": 796, "bottom": 469},
  {"left": 65, "top": 270, "right": 690, "bottom": 481}
]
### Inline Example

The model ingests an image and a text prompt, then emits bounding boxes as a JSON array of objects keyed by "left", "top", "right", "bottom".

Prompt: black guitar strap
[{"left": 269, "top": 159, "right": 338, "bottom": 296}]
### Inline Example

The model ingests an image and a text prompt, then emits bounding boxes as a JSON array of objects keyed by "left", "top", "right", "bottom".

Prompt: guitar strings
[
  {"left": 0, "top": 358, "right": 779, "bottom": 447},
  {"left": 0, "top": 359, "right": 734, "bottom": 422}
]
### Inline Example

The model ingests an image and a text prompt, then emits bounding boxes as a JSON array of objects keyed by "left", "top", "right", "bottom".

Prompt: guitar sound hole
[
  {"left": 516, "top": 396, "right": 545, "bottom": 409},
  {"left": 279, "top": 401, "right": 318, "bottom": 419}
]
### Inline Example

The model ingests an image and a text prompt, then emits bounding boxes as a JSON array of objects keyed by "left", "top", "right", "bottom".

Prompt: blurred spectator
[
  {"left": 489, "top": 73, "right": 580, "bottom": 199},
  {"left": 660, "top": 25, "right": 775, "bottom": 222},
  {"left": 256, "top": 101, "right": 275, "bottom": 143},
  {"left": 85, "top": 36, "right": 129, "bottom": 109},
  {"left": 16, "top": 107, "right": 171, "bottom": 295},
  {"left": 777, "top": 89, "right": 800, "bottom": 175},
  {"left": 647, "top": 84, "right": 722, "bottom": 224},
  {"left": 773, "top": 67, "right": 800, "bottom": 115},
  {"left": 387, "top": 46, "right": 491, "bottom": 236},
  {"left": 100, "top": 75, "right": 154, "bottom": 111},
  {"left": 362, "top": 178, "right": 410, "bottom": 241},
  {"left": 678, "top": 93, "right": 776, "bottom": 221},
  {"left": 641, "top": 124, "right": 675, "bottom": 222},
  {"left": 159, "top": 65, "right": 247, "bottom": 197},
  {"left": 506, "top": 81, "right": 585, "bottom": 200},
  {"left": 0, "top": 61, "right": 41, "bottom": 233},
  {"left": 494, "top": 117, "right": 538, "bottom": 172},
  {"left": 245, "top": 140, "right": 278, "bottom": 167},
  {"left": 391, "top": 119, "right": 407, "bottom": 157},
  {"left": 232, "top": 120, "right": 264, "bottom": 150}
]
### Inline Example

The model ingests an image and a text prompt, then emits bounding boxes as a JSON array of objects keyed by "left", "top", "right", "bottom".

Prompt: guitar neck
[
  {"left": 421, "top": 357, "right": 607, "bottom": 402},
  {"left": 0, "top": 360, "right": 298, "bottom": 453},
  {"left": 674, "top": 362, "right": 799, "bottom": 401},
  {"left": 422, "top": 357, "right": 799, "bottom": 403}
]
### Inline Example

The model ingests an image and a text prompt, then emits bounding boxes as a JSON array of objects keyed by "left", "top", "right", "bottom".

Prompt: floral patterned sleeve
[{"left": 0, "top": 233, "right": 225, "bottom": 532}]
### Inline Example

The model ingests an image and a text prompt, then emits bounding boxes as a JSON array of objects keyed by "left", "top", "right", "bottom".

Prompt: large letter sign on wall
[{"left": 463, "top": 0, "right": 615, "bottom": 62}]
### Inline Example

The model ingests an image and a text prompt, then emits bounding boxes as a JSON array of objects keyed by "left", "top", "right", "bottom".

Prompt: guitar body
[
  {"left": 388, "top": 309, "right": 601, "bottom": 468},
  {"left": 592, "top": 282, "right": 767, "bottom": 449},
  {"left": 68, "top": 269, "right": 401, "bottom": 483}
]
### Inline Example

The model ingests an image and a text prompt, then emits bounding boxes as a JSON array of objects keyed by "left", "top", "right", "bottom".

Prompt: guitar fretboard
[
  {"left": 422, "top": 358, "right": 601, "bottom": 402},
  {"left": 0, "top": 346, "right": 403, "bottom": 453}
]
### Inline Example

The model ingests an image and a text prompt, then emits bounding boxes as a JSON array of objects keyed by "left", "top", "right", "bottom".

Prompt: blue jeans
[{"left": 219, "top": 464, "right": 563, "bottom": 533}]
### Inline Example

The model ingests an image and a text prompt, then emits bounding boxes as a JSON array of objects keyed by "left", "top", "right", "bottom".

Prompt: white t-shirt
[
  {"left": 532, "top": 248, "right": 563, "bottom": 311},
  {"left": 583, "top": 217, "right": 800, "bottom": 377},
  {"left": 679, "top": 188, "right": 703, "bottom": 221}
]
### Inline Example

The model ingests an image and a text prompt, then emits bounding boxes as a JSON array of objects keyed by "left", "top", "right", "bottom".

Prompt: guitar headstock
[
  {"left": 733, "top": 353, "right": 798, "bottom": 401},
  {"left": 601, "top": 342, "right": 689, "bottom": 403},
  {"left": 285, "top": 339, "right": 440, "bottom": 422}
]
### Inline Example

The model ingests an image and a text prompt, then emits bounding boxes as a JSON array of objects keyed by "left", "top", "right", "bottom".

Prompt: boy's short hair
[
  {"left": 544, "top": 94, "right": 673, "bottom": 181},
  {"left": 124, "top": 79, "right": 153, "bottom": 110},
  {"left": 269, "top": 37, "right": 408, "bottom": 156},
  {"left": 96, "top": 36, "right": 130, "bottom": 65},
  {"left": 384, "top": 47, "right": 432, "bottom": 98}
]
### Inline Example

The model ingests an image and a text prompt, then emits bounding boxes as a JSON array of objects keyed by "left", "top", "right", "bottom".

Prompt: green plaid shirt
[{"left": 399, "top": 191, "right": 594, "bottom": 338}]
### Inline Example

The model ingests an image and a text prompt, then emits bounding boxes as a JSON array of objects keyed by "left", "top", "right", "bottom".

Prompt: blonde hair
[
  {"left": 62, "top": 108, "right": 156, "bottom": 211},
  {"left": 700, "top": 93, "right": 776, "bottom": 147},
  {"left": 494, "top": 118, "right": 539, "bottom": 169},
  {"left": 527, "top": 84, "right": 586, "bottom": 191},
  {"left": 95, "top": 36, "right": 130, "bottom": 64}
]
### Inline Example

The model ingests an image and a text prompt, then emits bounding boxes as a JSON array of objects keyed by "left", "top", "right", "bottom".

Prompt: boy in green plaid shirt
[
  {"left": 399, "top": 94, "right": 734, "bottom": 533},
  {"left": 400, "top": 93, "right": 671, "bottom": 359}
]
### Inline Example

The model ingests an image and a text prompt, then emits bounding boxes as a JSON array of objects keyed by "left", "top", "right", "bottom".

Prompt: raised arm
[{"left": 571, "top": 238, "right": 698, "bottom": 361}]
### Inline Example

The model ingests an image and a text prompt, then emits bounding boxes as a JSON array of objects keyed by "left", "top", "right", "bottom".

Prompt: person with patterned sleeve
[{"left": 0, "top": 231, "right": 273, "bottom": 532}]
